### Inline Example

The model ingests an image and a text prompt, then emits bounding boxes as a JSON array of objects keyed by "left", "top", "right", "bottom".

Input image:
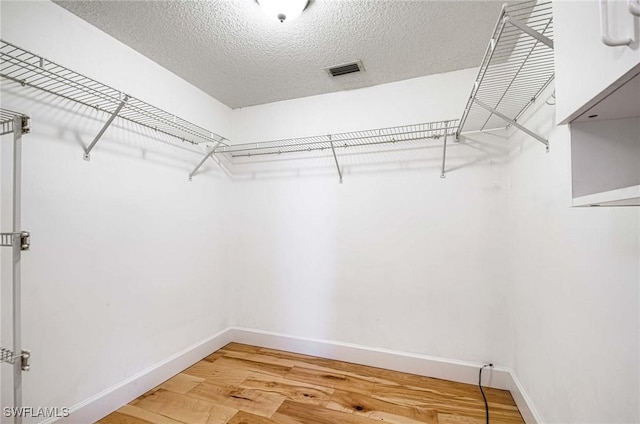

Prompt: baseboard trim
[
  {"left": 52, "top": 326, "right": 541, "bottom": 424},
  {"left": 507, "top": 369, "right": 544, "bottom": 424},
  {"left": 229, "top": 327, "right": 513, "bottom": 388},
  {"left": 44, "top": 327, "right": 234, "bottom": 424}
]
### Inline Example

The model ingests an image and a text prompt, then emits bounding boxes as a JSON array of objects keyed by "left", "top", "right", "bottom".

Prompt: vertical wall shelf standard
[
  {"left": 457, "top": 0, "right": 555, "bottom": 149},
  {"left": 0, "top": 40, "right": 227, "bottom": 176},
  {"left": 1, "top": 109, "right": 32, "bottom": 424}
]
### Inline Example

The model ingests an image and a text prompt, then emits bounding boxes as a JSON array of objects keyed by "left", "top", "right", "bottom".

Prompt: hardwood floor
[{"left": 98, "top": 343, "right": 524, "bottom": 424}]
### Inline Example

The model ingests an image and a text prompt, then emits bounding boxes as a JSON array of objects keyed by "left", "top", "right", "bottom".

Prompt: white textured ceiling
[{"left": 54, "top": 0, "right": 504, "bottom": 109}]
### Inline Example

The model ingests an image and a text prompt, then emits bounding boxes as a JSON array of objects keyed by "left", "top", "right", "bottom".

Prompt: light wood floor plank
[
  {"left": 273, "top": 400, "right": 384, "bottom": 424},
  {"left": 188, "top": 382, "right": 286, "bottom": 417},
  {"left": 213, "top": 356, "right": 291, "bottom": 378},
  {"left": 161, "top": 373, "right": 206, "bottom": 394},
  {"left": 284, "top": 366, "right": 376, "bottom": 396},
  {"left": 183, "top": 361, "right": 253, "bottom": 387},
  {"left": 326, "top": 389, "right": 438, "bottom": 424},
  {"left": 438, "top": 413, "right": 485, "bottom": 424},
  {"left": 239, "top": 373, "right": 334, "bottom": 406},
  {"left": 133, "top": 389, "right": 216, "bottom": 424},
  {"left": 97, "top": 411, "right": 153, "bottom": 424},
  {"left": 112, "top": 405, "right": 185, "bottom": 424},
  {"left": 226, "top": 411, "right": 281, "bottom": 424},
  {"left": 205, "top": 405, "right": 238, "bottom": 424}
]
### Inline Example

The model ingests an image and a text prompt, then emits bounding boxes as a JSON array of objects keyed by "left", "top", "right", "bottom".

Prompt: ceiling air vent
[{"left": 325, "top": 60, "right": 364, "bottom": 77}]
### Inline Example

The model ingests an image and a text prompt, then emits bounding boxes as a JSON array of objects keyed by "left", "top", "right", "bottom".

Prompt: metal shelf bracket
[
  {"left": 504, "top": 15, "right": 554, "bottom": 49},
  {"left": 83, "top": 95, "right": 130, "bottom": 161},
  {"left": 440, "top": 122, "right": 450, "bottom": 178},
  {"left": 188, "top": 139, "right": 225, "bottom": 181},
  {"left": 474, "top": 99, "right": 549, "bottom": 151},
  {"left": 20, "top": 115, "right": 30, "bottom": 134},
  {"left": 328, "top": 135, "right": 343, "bottom": 184}
]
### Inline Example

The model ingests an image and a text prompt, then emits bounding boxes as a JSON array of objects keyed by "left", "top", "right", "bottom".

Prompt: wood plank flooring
[{"left": 98, "top": 343, "right": 524, "bottom": 424}]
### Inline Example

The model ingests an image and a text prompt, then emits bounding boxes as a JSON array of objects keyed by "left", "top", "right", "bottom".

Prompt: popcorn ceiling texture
[{"left": 54, "top": 0, "right": 503, "bottom": 109}]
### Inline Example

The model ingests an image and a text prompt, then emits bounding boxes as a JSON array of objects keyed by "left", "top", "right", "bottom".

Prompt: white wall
[
  {"left": 0, "top": 1, "right": 233, "bottom": 421},
  {"left": 228, "top": 70, "right": 514, "bottom": 366},
  {"left": 507, "top": 92, "right": 640, "bottom": 422}
]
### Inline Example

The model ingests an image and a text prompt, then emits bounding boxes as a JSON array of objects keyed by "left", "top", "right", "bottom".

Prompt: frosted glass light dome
[{"left": 258, "top": 0, "right": 309, "bottom": 23}]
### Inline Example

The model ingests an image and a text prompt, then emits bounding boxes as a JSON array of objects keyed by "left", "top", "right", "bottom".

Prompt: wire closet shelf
[
  {"left": 218, "top": 120, "right": 459, "bottom": 159},
  {"left": 457, "top": 0, "right": 554, "bottom": 148},
  {"left": 0, "top": 40, "right": 226, "bottom": 149},
  {"left": 0, "top": 109, "right": 27, "bottom": 136}
]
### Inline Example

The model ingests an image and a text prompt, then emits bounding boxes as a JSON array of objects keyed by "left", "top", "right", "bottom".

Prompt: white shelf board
[
  {"left": 573, "top": 69, "right": 640, "bottom": 123},
  {"left": 572, "top": 185, "right": 640, "bottom": 207}
]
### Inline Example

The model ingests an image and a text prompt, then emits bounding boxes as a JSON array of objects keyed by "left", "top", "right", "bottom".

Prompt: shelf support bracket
[
  {"left": 503, "top": 16, "right": 554, "bottom": 49},
  {"left": 83, "top": 95, "right": 129, "bottom": 161},
  {"left": 440, "top": 122, "right": 450, "bottom": 178},
  {"left": 328, "top": 135, "right": 343, "bottom": 184},
  {"left": 474, "top": 99, "right": 549, "bottom": 151},
  {"left": 188, "top": 139, "right": 224, "bottom": 181}
]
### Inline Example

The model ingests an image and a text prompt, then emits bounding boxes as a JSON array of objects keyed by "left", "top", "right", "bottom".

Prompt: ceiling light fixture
[{"left": 257, "top": 0, "right": 310, "bottom": 23}]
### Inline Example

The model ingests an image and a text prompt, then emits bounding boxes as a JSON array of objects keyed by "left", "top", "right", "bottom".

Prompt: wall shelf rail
[
  {"left": 212, "top": 119, "right": 459, "bottom": 182},
  {"left": 1, "top": 108, "right": 32, "bottom": 424},
  {"left": 457, "top": 0, "right": 554, "bottom": 149},
  {"left": 0, "top": 40, "right": 226, "bottom": 160}
]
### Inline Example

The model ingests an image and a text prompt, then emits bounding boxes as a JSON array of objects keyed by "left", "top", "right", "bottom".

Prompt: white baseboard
[
  {"left": 52, "top": 326, "right": 541, "bottom": 424},
  {"left": 506, "top": 370, "right": 544, "bottom": 424},
  {"left": 229, "top": 327, "right": 513, "bottom": 389},
  {"left": 43, "top": 327, "right": 234, "bottom": 424}
]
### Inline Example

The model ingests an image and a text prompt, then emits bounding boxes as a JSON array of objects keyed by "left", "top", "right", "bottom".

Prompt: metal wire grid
[
  {"left": 0, "top": 40, "right": 226, "bottom": 147},
  {"left": 0, "top": 109, "right": 25, "bottom": 135},
  {"left": 218, "top": 120, "right": 459, "bottom": 160},
  {"left": 458, "top": 0, "right": 554, "bottom": 135},
  {"left": 1, "top": 347, "right": 15, "bottom": 364},
  {"left": 0, "top": 233, "right": 17, "bottom": 246}
]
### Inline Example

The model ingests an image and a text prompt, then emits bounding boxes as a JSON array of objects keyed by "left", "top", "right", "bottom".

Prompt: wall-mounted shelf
[
  {"left": 203, "top": 120, "right": 459, "bottom": 183},
  {"left": 458, "top": 0, "right": 554, "bottom": 149},
  {"left": 570, "top": 69, "right": 640, "bottom": 207},
  {"left": 0, "top": 40, "right": 226, "bottom": 161},
  {"left": 573, "top": 185, "right": 640, "bottom": 207}
]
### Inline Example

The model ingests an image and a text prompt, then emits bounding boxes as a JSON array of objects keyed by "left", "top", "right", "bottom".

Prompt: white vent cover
[{"left": 325, "top": 60, "right": 365, "bottom": 77}]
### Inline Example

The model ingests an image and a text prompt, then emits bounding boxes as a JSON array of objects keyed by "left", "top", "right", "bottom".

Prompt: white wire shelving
[
  {"left": 2, "top": 0, "right": 553, "bottom": 184},
  {"left": 457, "top": 0, "right": 554, "bottom": 150},
  {"left": 0, "top": 40, "right": 226, "bottom": 161},
  {"left": 0, "top": 109, "right": 28, "bottom": 136},
  {"left": 205, "top": 120, "right": 459, "bottom": 182}
]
